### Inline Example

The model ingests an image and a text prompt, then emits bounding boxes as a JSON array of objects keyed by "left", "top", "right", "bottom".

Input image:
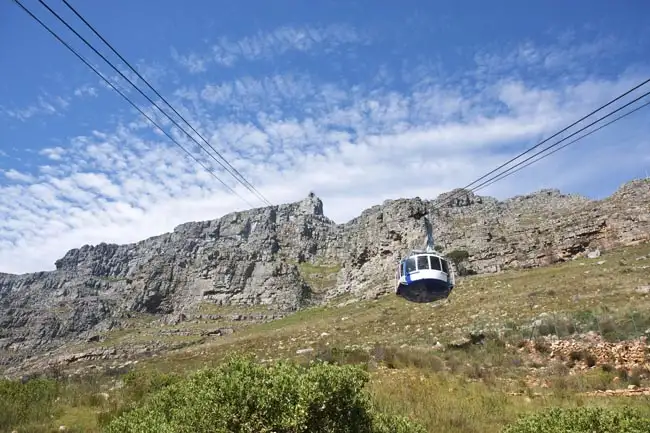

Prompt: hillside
[
  {"left": 3, "top": 235, "right": 650, "bottom": 432},
  {"left": 1, "top": 178, "right": 649, "bottom": 376}
]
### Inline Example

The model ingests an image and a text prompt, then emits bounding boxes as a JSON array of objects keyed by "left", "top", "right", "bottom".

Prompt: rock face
[{"left": 1, "top": 179, "right": 649, "bottom": 366}]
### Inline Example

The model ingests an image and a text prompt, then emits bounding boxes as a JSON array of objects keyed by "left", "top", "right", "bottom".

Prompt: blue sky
[{"left": 1, "top": 0, "right": 649, "bottom": 274}]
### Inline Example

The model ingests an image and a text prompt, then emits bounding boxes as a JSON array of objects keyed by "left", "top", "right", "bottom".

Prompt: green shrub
[
  {"left": 502, "top": 406, "right": 650, "bottom": 433},
  {"left": 0, "top": 377, "right": 60, "bottom": 430},
  {"left": 120, "top": 368, "right": 182, "bottom": 401},
  {"left": 97, "top": 369, "right": 183, "bottom": 428},
  {"left": 103, "top": 356, "right": 424, "bottom": 433}
]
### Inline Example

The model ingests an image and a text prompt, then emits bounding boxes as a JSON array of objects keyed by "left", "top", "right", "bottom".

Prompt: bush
[
  {"left": 502, "top": 406, "right": 650, "bottom": 433},
  {"left": 447, "top": 249, "right": 472, "bottom": 275},
  {"left": 98, "top": 369, "right": 183, "bottom": 428},
  {"left": 120, "top": 368, "right": 181, "bottom": 402},
  {"left": 103, "top": 356, "right": 425, "bottom": 433},
  {"left": 447, "top": 249, "right": 469, "bottom": 263},
  {"left": 0, "top": 377, "right": 60, "bottom": 430}
]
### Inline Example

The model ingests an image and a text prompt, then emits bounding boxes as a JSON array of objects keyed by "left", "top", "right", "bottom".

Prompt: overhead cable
[
  {"left": 56, "top": 0, "right": 272, "bottom": 207},
  {"left": 433, "top": 81, "right": 650, "bottom": 209},
  {"left": 12, "top": 0, "right": 257, "bottom": 208},
  {"left": 32, "top": 0, "right": 271, "bottom": 207},
  {"left": 473, "top": 98, "right": 650, "bottom": 193}
]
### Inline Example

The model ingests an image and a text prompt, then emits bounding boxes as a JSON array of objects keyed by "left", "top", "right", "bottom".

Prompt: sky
[{"left": 1, "top": 0, "right": 650, "bottom": 274}]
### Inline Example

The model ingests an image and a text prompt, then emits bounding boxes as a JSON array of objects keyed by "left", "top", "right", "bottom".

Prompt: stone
[
  {"left": 587, "top": 249, "right": 602, "bottom": 259},
  {"left": 520, "top": 332, "right": 650, "bottom": 375},
  {"left": 635, "top": 286, "right": 650, "bottom": 295},
  {"left": 86, "top": 335, "right": 102, "bottom": 343},
  {"left": 163, "top": 313, "right": 187, "bottom": 326},
  {"left": 448, "top": 332, "right": 486, "bottom": 349}
]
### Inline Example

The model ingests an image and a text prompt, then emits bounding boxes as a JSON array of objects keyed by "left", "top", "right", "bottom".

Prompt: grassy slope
[{"left": 3, "top": 242, "right": 650, "bottom": 433}]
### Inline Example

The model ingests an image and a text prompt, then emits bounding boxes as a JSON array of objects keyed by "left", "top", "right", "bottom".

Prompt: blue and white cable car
[{"left": 395, "top": 216, "right": 455, "bottom": 303}]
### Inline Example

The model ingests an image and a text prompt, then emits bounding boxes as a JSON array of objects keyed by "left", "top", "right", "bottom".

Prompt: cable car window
[
  {"left": 429, "top": 255, "right": 442, "bottom": 271},
  {"left": 416, "top": 255, "right": 429, "bottom": 270},
  {"left": 405, "top": 257, "right": 416, "bottom": 273},
  {"left": 440, "top": 259, "right": 449, "bottom": 274}
]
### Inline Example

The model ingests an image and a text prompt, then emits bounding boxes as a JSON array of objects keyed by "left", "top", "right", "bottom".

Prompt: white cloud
[
  {"left": 172, "top": 23, "right": 367, "bottom": 72},
  {"left": 40, "top": 146, "right": 66, "bottom": 161},
  {"left": 73, "top": 84, "right": 98, "bottom": 98},
  {"left": 1, "top": 35, "right": 649, "bottom": 275},
  {"left": 3, "top": 169, "right": 34, "bottom": 183},
  {"left": 171, "top": 49, "right": 208, "bottom": 73},
  {"left": 473, "top": 36, "right": 621, "bottom": 77},
  {"left": 0, "top": 93, "right": 70, "bottom": 121}
]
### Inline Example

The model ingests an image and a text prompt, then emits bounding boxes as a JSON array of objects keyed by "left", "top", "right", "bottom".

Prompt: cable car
[{"left": 394, "top": 216, "right": 455, "bottom": 303}]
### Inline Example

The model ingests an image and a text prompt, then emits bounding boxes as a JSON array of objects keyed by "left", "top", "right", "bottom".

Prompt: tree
[
  {"left": 447, "top": 249, "right": 469, "bottom": 266},
  {"left": 447, "top": 249, "right": 471, "bottom": 276}
]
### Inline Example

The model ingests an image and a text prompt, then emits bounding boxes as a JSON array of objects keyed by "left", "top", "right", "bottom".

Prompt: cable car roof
[{"left": 400, "top": 250, "right": 448, "bottom": 260}]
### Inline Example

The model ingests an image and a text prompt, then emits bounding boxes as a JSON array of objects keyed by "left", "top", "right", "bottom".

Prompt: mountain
[{"left": 1, "top": 178, "right": 649, "bottom": 373}]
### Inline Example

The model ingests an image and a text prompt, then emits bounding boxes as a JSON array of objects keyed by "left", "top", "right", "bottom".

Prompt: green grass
[
  {"left": 298, "top": 261, "right": 342, "bottom": 294},
  {"left": 3, "top": 242, "right": 650, "bottom": 432}
]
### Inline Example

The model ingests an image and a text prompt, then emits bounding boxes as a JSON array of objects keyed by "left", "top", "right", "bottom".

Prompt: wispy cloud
[
  {"left": 0, "top": 93, "right": 70, "bottom": 121},
  {"left": 73, "top": 84, "right": 98, "bottom": 98},
  {"left": 472, "top": 35, "right": 623, "bottom": 84},
  {"left": 1, "top": 34, "right": 649, "bottom": 274},
  {"left": 171, "top": 49, "right": 208, "bottom": 73},
  {"left": 172, "top": 23, "right": 367, "bottom": 72}
]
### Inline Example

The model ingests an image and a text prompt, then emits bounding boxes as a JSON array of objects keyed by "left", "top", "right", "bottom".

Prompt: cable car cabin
[{"left": 395, "top": 252, "right": 454, "bottom": 303}]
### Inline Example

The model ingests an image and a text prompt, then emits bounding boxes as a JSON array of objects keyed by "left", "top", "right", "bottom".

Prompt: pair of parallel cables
[
  {"left": 13, "top": 0, "right": 272, "bottom": 208},
  {"left": 431, "top": 78, "right": 650, "bottom": 209}
]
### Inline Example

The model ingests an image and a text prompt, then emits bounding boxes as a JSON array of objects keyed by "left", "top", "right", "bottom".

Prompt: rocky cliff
[{"left": 1, "top": 179, "right": 649, "bottom": 369}]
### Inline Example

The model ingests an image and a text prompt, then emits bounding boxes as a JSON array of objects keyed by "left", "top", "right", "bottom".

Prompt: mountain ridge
[{"left": 0, "top": 185, "right": 617, "bottom": 278}]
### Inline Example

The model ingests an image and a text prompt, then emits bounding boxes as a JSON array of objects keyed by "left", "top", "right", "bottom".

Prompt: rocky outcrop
[
  {"left": 519, "top": 331, "right": 650, "bottom": 377},
  {"left": 1, "top": 178, "right": 649, "bottom": 367}
]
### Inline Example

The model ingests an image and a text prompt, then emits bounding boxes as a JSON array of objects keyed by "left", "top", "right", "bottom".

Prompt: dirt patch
[{"left": 585, "top": 386, "right": 650, "bottom": 397}]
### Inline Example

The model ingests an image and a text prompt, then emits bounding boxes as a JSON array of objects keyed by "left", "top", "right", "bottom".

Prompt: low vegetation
[
  {"left": 0, "top": 377, "right": 59, "bottom": 431},
  {"left": 298, "top": 261, "right": 342, "bottom": 294},
  {"left": 502, "top": 406, "right": 650, "bottom": 433},
  {"left": 103, "top": 356, "right": 425, "bottom": 433},
  {"left": 2, "top": 242, "right": 650, "bottom": 432}
]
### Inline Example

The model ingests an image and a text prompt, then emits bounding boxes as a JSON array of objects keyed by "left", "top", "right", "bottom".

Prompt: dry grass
[
  {"left": 368, "top": 367, "right": 650, "bottom": 433},
  {"left": 4, "top": 242, "right": 650, "bottom": 432},
  {"left": 150, "top": 242, "right": 650, "bottom": 366}
]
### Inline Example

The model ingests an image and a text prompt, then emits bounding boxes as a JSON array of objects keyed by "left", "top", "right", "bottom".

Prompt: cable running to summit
[{"left": 14, "top": 0, "right": 272, "bottom": 208}]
